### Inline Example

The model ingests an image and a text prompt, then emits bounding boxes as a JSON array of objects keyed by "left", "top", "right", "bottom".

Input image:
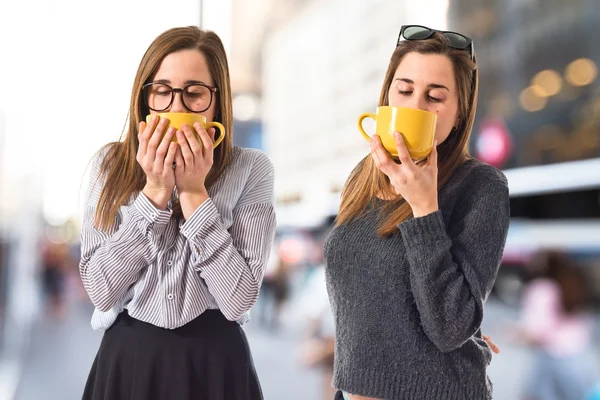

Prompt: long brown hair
[
  {"left": 336, "top": 33, "right": 479, "bottom": 236},
  {"left": 93, "top": 26, "right": 234, "bottom": 231}
]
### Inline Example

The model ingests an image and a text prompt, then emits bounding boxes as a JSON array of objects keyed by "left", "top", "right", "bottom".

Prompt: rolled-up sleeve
[
  {"left": 180, "top": 153, "right": 276, "bottom": 321},
  {"left": 79, "top": 150, "right": 172, "bottom": 312}
]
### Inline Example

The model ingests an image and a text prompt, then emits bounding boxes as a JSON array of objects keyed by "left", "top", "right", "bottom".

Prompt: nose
[
  {"left": 408, "top": 93, "right": 429, "bottom": 111},
  {"left": 169, "top": 91, "right": 187, "bottom": 113}
]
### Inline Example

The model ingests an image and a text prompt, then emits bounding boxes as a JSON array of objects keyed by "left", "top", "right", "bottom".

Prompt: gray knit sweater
[{"left": 324, "top": 158, "right": 510, "bottom": 400}]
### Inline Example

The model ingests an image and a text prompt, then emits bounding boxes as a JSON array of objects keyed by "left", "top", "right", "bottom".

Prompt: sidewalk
[
  {"left": 10, "top": 299, "right": 320, "bottom": 400},
  {"left": 8, "top": 292, "right": 599, "bottom": 399},
  {"left": 13, "top": 302, "right": 100, "bottom": 400}
]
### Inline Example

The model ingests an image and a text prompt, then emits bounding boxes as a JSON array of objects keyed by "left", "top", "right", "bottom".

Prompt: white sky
[{"left": 0, "top": 0, "right": 231, "bottom": 226}]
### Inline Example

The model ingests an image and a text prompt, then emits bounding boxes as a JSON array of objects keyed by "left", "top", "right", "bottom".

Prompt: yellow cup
[
  {"left": 358, "top": 106, "right": 437, "bottom": 160},
  {"left": 145, "top": 112, "right": 225, "bottom": 148}
]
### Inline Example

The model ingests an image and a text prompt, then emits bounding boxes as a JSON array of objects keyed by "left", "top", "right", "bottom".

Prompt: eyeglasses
[
  {"left": 397, "top": 25, "right": 474, "bottom": 61},
  {"left": 142, "top": 82, "right": 218, "bottom": 113}
]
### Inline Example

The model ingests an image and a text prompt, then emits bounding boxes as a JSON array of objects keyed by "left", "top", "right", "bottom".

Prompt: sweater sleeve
[{"left": 398, "top": 167, "right": 510, "bottom": 352}]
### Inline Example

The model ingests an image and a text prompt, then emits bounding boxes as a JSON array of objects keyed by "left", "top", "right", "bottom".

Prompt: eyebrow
[
  {"left": 395, "top": 78, "right": 450, "bottom": 92},
  {"left": 153, "top": 79, "right": 209, "bottom": 86}
]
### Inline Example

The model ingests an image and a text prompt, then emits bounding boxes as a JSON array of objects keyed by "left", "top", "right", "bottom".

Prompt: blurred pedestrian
[
  {"left": 297, "top": 227, "right": 336, "bottom": 400},
  {"left": 258, "top": 241, "right": 290, "bottom": 331},
  {"left": 79, "top": 26, "right": 275, "bottom": 400},
  {"left": 518, "top": 250, "right": 598, "bottom": 400},
  {"left": 298, "top": 262, "right": 336, "bottom": 400},
  {"left": 40, "top": 232, "right": 69, "bottom": 319},
  {"left": 325, "top": 25, "right": 508, "bottom": 399}
]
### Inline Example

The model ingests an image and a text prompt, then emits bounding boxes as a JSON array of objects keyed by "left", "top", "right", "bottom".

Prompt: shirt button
[
  {"left": 151, "top": 212, "right": 157, "bottom": 219},
  {"left": 166, "top": 260, "right": 173, "bottom": 266},
  {"left": 167, "top": 294, "right": 174, "bottom": 300}
]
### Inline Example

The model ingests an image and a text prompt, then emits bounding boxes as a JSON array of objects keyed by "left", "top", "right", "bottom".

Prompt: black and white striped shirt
[{"left": 79, "top": 146, "right": 276, "bottom": 331}]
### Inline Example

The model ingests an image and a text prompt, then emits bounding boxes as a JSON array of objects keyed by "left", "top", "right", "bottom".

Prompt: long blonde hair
[
  {"left": 336, "top": 33, "right": 479, "bottom": 236},
  {"left": 94, "top": 26, "right": 234, "bottom": 231}
]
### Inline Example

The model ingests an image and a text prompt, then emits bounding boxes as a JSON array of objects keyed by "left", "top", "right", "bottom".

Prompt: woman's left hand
[
  {"left": 483, "top": 335, "right": 500, "bottom": 354},
  {"left": 174, "top": 123, "right": 216, "bottom": 219},
  {"left": 370, "top": 132, "right": 439, "bottom": 218},
  {"left": 174, "top": 123, "right": 215, "bottom": 195}
]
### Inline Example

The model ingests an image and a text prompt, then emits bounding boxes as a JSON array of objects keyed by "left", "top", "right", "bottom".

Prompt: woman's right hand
[{"left": 136, "top": 115, "right": 178, "bottom": 209}]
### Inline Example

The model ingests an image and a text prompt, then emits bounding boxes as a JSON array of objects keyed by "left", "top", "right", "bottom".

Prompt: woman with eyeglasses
[
  {"left": 79, "top": 26, "right": 274, "bottom": 400},
  {"left": 325, "top": 25, "right": 509, "bottom": 400}
]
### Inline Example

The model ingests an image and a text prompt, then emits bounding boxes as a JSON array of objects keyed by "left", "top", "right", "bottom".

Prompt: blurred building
[
  {"left": 449, "top": 0, "right": 600, "bottom": 169},
  {"left": 0, "top": 89, "right": 50, "bottom": 400},
  {"left": 446, "top": 0, "right": 600, "bottom": 305},
  {"left": 0, "top": 162, "right": 44, "bottom": 400},
  {"left": 221, "top": 0, "right": 310, "bottom": 153}
]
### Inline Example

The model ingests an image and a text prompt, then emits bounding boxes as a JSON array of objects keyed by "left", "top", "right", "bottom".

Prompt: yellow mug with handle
[
  {"left": 358, "top": 106, "right": 437, "bottom": 160},
  {"left": 146, "top": 112, "right": 225, "bottom": 148}
]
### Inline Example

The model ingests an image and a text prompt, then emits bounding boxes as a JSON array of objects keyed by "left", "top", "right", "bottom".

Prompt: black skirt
[{"left": 83, "top": 310, "right": 263, "bottom": 400}]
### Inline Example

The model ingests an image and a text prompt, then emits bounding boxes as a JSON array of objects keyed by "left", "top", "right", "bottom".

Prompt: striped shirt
[{"left": 79, "top": 146, "right": 276, "bottom": 331}]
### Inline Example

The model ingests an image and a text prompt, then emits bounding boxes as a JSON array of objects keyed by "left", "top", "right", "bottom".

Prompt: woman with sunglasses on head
[
  {"left": 79, "top": 26, "right": 275, "bottom": 400},
  {"left": 325, "top": 25, "right": 509, "bottom": 400}
]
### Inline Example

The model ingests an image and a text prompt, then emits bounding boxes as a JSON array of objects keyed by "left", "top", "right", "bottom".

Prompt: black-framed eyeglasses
[
  {"left": 142, "top": 81, "right": 218, "bottom": 113},
  {"left": 397, "top": 25, "right": 474, "bottom": 61}
]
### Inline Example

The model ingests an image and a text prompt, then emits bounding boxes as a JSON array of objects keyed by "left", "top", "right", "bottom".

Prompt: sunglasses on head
[{"left": 396, "top": 25, "right": 474, "bottom": 61}]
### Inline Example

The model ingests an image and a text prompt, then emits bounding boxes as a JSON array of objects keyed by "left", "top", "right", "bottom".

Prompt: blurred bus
[{"left": 494, "top": 157, "right": 600, "bottom": 307}]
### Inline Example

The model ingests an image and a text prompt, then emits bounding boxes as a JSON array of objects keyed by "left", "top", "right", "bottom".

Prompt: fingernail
[{"left": 152, "top": 115, "right": 158, "bottom": 122}]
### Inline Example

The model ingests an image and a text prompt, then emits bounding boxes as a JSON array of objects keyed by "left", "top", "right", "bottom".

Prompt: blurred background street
[
  {"left": 1, "top": 0, "right": 600, "bottom": 399},
  {"left": 10, "top": 285, "right": 599, "bottom": 400}
]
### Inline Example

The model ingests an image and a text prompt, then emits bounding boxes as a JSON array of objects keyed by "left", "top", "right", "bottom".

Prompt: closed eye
[{"left": 399, "top": 90, "right": 442, "bottom": 103}]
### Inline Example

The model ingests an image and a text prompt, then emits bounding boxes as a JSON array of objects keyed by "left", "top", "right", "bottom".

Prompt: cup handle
[
  {"left": 357, "top": 113, "right": 377, "bottom": 142},
  {"left": 205, "top": 121, "right": 226, "bottom": 148}
]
